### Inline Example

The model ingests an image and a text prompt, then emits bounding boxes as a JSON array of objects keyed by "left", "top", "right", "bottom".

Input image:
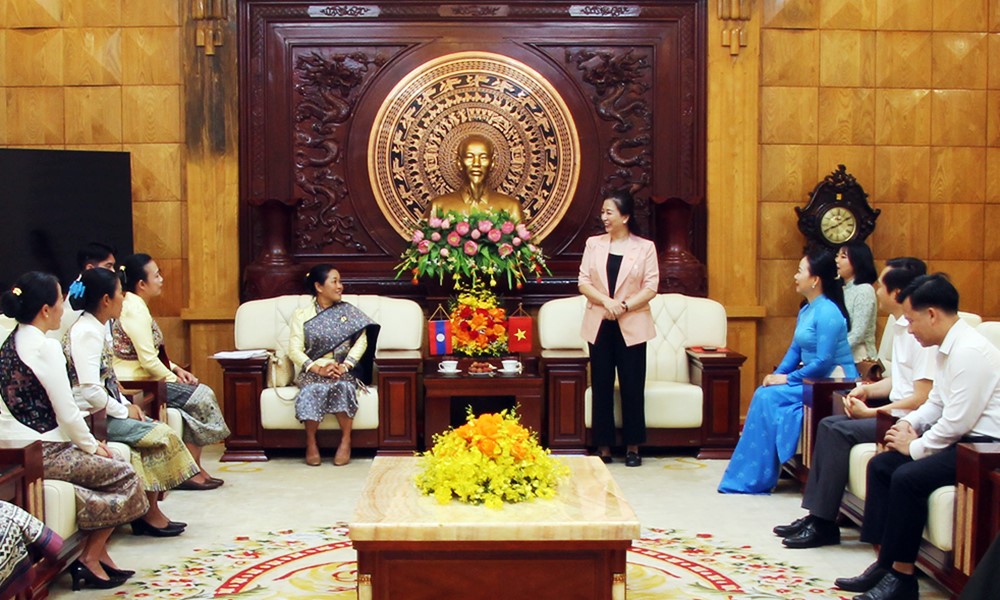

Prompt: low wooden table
[
  {"left": 423, "top": 371, "right": 544, "bottom": 448},
  {"left": 349, "top": 455, "right": 640, "bottom": 600}
]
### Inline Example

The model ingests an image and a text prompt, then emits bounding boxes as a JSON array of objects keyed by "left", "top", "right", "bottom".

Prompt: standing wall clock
[{"left": 795, "top": 164, "right": 880, "bottom": 250}]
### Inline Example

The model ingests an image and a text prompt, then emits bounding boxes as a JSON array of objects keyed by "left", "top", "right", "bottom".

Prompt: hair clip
[
  {"left": 68, "top": 279, "right": 86, "bottom": 299},
  {"left": 119, "top": 265, "right": 126, "bottom": 271},
  {"left": 12, "top": 287, "right": 22, "bottom": 296}
]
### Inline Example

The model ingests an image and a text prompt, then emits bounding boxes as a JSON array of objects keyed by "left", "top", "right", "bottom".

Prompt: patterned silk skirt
[
  {"left": 293, "top": 370, "right": 360, "bottom": 422},
  {"left": 41, "top": 442, "right": 148, "bottom": 530},
  {"left": 107, "top": 416, "right": 201, "bottom": 492},
  {"left": 0, "top": 500, "right": 62, "bottom": 599},
  {"left": 166, "top": 382, "right": 231, "bottom": 446}
]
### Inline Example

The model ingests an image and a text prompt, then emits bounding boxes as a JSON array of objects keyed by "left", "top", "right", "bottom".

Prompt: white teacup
[
  {"left": 501, "top": 359, "right": 521, "bottom": 372},
  {"left": 439, "top": 360, "right": 459, "bottom": 372}
]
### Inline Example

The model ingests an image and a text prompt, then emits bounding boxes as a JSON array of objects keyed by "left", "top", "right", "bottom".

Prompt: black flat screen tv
[{"left": 0, "top": 148, "right": 133, "bottom": 293}]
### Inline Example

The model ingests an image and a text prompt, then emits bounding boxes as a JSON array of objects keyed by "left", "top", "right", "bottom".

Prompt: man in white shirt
[
  {"left": 777, "top": 258, "right": 933, "bottom": 550},
  {"left": 837, "top": 274, "right": 1000, "bottom": 600}
]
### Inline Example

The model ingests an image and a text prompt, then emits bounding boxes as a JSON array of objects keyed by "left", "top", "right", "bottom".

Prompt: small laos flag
[
  {"left": 506, "top": 315, "right": 533, "bottom": 353},
  {"left": 428, "top": 320, "right": 452, "bottom": 355}
]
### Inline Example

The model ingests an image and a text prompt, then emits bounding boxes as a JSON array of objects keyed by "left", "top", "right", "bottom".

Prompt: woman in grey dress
[
  {"left": 836, "top": 242, "right": 878, "bottom": 362},
  {"left": 288, "top": 264, "right": 379, "bottom": 466}
]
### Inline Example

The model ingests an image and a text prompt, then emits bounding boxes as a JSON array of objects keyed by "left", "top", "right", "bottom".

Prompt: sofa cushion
[
  {"left": 260, "top": 387, "right": 379, "bottom": 430},
  {"left": 847, "top": 443, "right": 877, "bottom": 499},
  {"left": 43, "top": 441, "right": 131, "bottom": 540},
  {"left": 925, "top": 486, "right": 954, "bottom": 552},
  {"left": 585, "top": 381, "right": 703, "bottom": 429}
]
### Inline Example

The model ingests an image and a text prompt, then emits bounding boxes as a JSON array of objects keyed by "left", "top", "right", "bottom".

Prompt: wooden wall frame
[{"left": 239, "top": 1, "right": 707, "bottom": 303}]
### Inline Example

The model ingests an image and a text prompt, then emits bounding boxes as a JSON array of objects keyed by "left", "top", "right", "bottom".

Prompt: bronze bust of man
[{"left": 427, "top": 134, "right": 524, "bottom": 221}]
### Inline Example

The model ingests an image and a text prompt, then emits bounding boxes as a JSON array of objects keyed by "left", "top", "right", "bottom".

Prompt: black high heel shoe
[
  {"left": 101, "top": 562, "right": 135, "bottom": 578},
  {"left": 131, "top": 518, "right": 185, "bottom": 537},
  {"left": 68, "top": 560, "right": 128, "bottom": 591}
]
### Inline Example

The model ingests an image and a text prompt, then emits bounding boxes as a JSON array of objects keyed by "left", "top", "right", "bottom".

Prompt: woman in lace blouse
[{"left": 836, "top": 242, "right": 878, "bottom": 361}]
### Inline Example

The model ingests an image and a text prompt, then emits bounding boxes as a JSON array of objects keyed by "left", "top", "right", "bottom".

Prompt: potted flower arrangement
[
  {"left": 396, "top": 209, "right": 549, "bottom": 289},
  {"left": 416, "top": 409, "right": 569, "bottom": 509}
]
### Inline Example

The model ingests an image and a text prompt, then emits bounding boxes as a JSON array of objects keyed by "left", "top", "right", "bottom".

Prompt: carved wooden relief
[{"left": 239, "top": 1, "right": 706, "bottom": 301}]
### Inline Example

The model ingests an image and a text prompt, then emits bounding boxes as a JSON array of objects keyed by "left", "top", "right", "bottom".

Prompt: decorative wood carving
[{"left": 239, "top": 1, "right": 707, "bottom": 302}]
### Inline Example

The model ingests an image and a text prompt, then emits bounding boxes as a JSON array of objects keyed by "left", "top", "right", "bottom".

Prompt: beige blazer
[{"left": 578, "top": 233, "right": 659, "bottom": 346}]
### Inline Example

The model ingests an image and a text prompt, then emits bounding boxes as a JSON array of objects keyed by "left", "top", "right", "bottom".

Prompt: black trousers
[
  {"left": 862, "top": 445, "right": 962, "bottom": 566},
  {"left": 589, "top": 319, "right": 647, "bottom": 447},
  {"left": 801, "top": 415, "right": 877, "bottom": 521}
]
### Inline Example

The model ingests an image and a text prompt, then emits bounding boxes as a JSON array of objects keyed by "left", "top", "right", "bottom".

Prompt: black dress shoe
[
  {"left": 625, "top": 452, "right": 642, "bottom": 467},
  {"left": 598, "top": 455, "right": 612, "bottom": 464},
  {"left": 782, "top": 518, "right": 840, "bottom": 548},
  {"left": 853, "top": 571, "right": 918, "bottom": 600},
  {"left": 773, "top": 514, "right": 813, "bottom": 537},
  {"left": 131, "top": 518, "right": 185, "bottom": 537},
  {"left": 835, "top": 562, "right": 889, "bottom": 592}
]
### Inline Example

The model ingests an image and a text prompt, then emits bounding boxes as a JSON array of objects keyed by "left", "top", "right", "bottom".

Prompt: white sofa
[
  {"left": 538, "top": 294, "right": 745, "bottom": 455},
  {"left": 219, "top": 294, "right": 423, "bottom": 460},
  {"left": 840, "top": 320, "right": 1000, "bottom": 593}
]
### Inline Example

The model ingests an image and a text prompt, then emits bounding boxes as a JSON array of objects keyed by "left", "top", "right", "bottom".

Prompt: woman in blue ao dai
[{"left": 719, "top": 249, "right": 859, "bottom": 494}]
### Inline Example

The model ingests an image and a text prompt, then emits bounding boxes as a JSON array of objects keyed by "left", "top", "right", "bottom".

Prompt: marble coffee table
[{"left": 349, "top": 455, "right": 640, "bottom": 600}]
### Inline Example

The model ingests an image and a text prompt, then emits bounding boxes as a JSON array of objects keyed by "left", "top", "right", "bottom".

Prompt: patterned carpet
[{"left": 106, "top": 523, "right": 853, "bottom": 599}]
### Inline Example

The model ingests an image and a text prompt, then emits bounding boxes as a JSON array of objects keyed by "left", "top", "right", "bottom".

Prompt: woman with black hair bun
[
  {"left": 719, "top": 250, "right": 859, "bottom": 494},
  {"left": 65, "top": 267, "right": 202, "bottom": 536},
  {"left": 111, "top": 254, "right": 230, "bottom": 489},
  {"left": 0, "top": 272, "right": 147, "bottom": 590},
  {"left": 288, "top": 264, "right": 379, "bottom": 466},
  {"left": 836, "top": 241, "right": 878, "bottom": 361}
]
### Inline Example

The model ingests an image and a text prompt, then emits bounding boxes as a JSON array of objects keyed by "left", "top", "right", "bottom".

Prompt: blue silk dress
[{"left": 719, "top": 295, "right": 859, "bottom": 494}]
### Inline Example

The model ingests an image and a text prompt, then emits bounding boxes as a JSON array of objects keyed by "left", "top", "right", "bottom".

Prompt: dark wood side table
[
  {"left": 423, "top": 371, "right": 544, "bottom": 449},
  {"left": 686, "top": 349, "right": 747, "bottom": 459}
]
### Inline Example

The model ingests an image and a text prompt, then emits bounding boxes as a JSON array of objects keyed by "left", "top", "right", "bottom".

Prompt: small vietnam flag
[
  {"left": 506, "top": 315, "right": 533, "bottom": 353},
  {"left": 428, "top": 320, "right": 452, "bottom": 355}
]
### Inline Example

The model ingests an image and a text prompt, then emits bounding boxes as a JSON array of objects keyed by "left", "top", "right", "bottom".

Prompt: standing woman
[
  {"left": 0, "top": 272, "right": 147, "bottom": 590},
  {"left": 719, "top": 250, "right": 859, "bottom": 494},
  {"left": 111, "top": 254, "right": 230, "bottom": 487},
  {"left": 836, "top": 242, "right": 878, "bottom": 361},
  {"left": 65, "top": 268, "right": 204, "bottom": 538},
  {"left": 578, "top": 191, "right": 659, "bottom": 467},
  {"left": 288, "top": 264, "right": 380, "bottom": 466}
]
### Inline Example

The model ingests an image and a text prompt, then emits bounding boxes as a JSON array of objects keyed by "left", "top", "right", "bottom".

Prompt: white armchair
[
  {"left": 218, "top": 294, "right": 423, "bottom": 461},
  {"left": 538, "top": 293, "right": 745, "bottom": 455}
]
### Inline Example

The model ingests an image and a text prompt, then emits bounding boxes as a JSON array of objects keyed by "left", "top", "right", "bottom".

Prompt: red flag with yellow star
[{"left": 506, "top": 315, "right": 533, "bottom": 353}]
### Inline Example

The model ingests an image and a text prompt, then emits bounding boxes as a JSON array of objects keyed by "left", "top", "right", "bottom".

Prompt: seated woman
[
  {"left": 836, "top": 241, "right": 878, "bottom": 362},
  {"left": 111, "top": 254, "right": 230, "bottom": 488},
  {"left": 289, "top": 264, "right": 379, "bottom": 466},
  {"left": 65, "top": 268, "right": 202, "bottom": 536},
  {"left": 0, "top": 272, "right": 148, "bottom": 590},
  {"left": 719, "top": 249, "right": 859, "bottom": 494},
  {"left": 0, "top": 500, "right": 62, "bottom": 600}
]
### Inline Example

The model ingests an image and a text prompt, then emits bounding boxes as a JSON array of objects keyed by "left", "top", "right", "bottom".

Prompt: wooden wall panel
[
  {"left": 122, "top": 85, "right": 181, "bottom": 143},
  {"left": 817, "top": 89, "right": 875, "bottom": 145},
  {"left": 930, "top": 148, "right": 986, "bottom": 203},
  {"left": 819, "top": 30, "right": 875, "bottom": 88},
  {"left": 62, "top": 27, "right": 121, "bottom": 85},
  {"left": 876, "top": 32, "right": 933, "bottom": 88},
  {"left": 874, "top": 146, "right": 931, "bottom": 202},
  {"left": 989, "top": 148, "right": 1000, "bottom": 202},
  {"left": 64, "top": 86, "right": 122, "bottom": 143},
  {"left": 821, "top": 0, "right": 877, "bottom": 30},
  {"left": 5, "top": 87, "right": 64, "bottom": 144},
  {"left": 64, "top": 0, "right": 121, "bottom": 27},
  {"left": 6, "top": 29, "right": 63, "bottom": 86},
  {"left": 934, "top": 0, "right": 988, "bottom": 31},
  {"left": 876, "top": 0, "right": 933, "bottom": 31},
  {"left": 875, "top": 89, "right": 931, "bottom": 145}
]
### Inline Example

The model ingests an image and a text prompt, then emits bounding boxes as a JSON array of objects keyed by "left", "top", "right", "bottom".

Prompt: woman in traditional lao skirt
[
  {"left": 0, "top": 272, "right": 147, "bottom": 590},
  {"left": 0, "top": 500, "right": 63, "bottom": 598},
  {"left": 111, "top": 254, "right": 230, "bottom": 489},
  {"left": 65, "top": 268, "right": 201, "bottom": 537},
  {"left": 718, "top": 249, "right": 859, "bottom": 494},
  {"left": 288, "top": 264, "right": 379, "bottom": 466}
]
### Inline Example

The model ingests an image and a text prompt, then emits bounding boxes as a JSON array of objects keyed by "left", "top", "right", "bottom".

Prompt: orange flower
[
  {"left": 511, "top": 443, "right": 527, "bottom": 460},
  {"left": 478, "top": 437, "right": 498, "bottom": 455}
]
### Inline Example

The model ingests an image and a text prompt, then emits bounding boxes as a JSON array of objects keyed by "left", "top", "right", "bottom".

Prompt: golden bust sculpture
[{"left": 427, "top": 134, "right": 524, "bottom": 221}]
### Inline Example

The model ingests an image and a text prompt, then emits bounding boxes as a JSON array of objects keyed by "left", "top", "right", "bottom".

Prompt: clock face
[{"left": 820, "top": 206, "right": 857, "bottom": 244}]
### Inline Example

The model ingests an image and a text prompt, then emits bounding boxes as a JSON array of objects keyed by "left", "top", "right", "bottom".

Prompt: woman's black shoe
[
  {"left": 625, "top": 452, "right": 642, "bottom": 467},
  {"left": 131, "top": 518, "right": 185, "bottom": 537},
  {"left": 100, "top": 562, "right": 135, "bottom": 578},
  {"left": 599, "top": 454, "right": 613, "bottom": 464},
  {"left": 68, "top": 560, "right": 128, "bottom": 591},
  {"left": 168, "top": 521, "right": 187, "bottom": 528}
]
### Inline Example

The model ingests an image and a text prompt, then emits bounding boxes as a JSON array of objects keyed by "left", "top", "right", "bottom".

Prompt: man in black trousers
[{"left": 835, "top": 274, "right": 1000, "bottom": 600}]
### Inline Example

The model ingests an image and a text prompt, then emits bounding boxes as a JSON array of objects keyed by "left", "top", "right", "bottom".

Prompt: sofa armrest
[
  {"left": 118, "top": 378, "right": 168, "bottom": 422},
  {"left": 687, "top": 349, "right": 746, "bottom": 458},
  {"left": 373, "top": 351, "right": 421, "bottom": 453},
  {"left": 954, "top": 443, "right": 1000, "bottom": 579},
  {"left": 875, "top": 411, "right": 899, "bottom": 452},
  {"left": 215, "top": 356, "right": 269, "bottom": 462},
  {"left": 541, "top": 350, "right": 589, "bottom": 450},
  {"left": 0, "top": 440, "right": 45, "bottom": 520}
]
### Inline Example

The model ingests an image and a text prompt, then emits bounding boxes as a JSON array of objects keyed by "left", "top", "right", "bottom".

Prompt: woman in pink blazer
[{"left": 578, "top": 191, "right": 659, "bottom": 466}]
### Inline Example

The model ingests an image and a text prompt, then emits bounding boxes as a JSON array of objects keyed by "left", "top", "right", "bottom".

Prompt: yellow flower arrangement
[
  {"left": 416, "top": 409, "right": 569, "bottom": 509},
  {"left": 449, "top": 283, "right": 507, "bottom": 357}
]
